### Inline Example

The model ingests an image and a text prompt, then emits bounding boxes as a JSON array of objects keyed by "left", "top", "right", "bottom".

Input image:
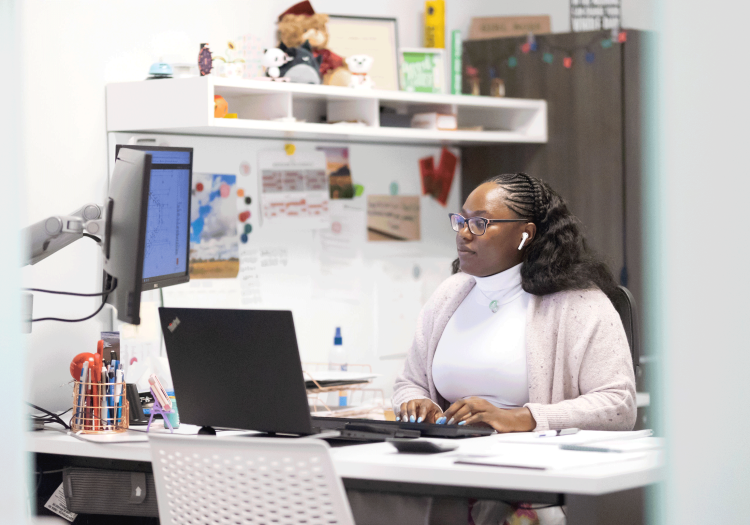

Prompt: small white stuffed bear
[
  {"left": 263, "top": 48, "right": 291, "bottom": 79},
  {"left": 345, "top": 54, "right": 375, "bottom": 89}
]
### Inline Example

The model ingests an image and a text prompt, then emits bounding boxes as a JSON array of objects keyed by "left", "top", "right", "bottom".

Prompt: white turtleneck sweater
[{"left": 432, "top": 263, "right": 531, "bottom": 409}]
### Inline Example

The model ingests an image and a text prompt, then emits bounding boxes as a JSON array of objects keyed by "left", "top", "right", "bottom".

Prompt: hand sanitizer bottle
[{"left": 329, "top": 327, "right": 348, "bottom": 406}]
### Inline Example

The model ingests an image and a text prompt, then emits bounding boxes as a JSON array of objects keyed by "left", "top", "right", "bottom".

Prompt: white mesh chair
[{"left": 149, "top": 434, "right": 355, "bottom": 525}]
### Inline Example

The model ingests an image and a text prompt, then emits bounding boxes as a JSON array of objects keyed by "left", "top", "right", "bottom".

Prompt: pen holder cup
[{"left": 71, "top": 380, "right": 129, "bottom": 434}]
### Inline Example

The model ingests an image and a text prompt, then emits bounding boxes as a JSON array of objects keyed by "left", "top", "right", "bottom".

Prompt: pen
[
  {"left": 115, "top": 367, "right": 124, "bottom": 426},
  {"left": 75, "top": 361, "right": 88, "bottom": 428},
  {"left": 536, "top": 428, "right": 580, "bottom": 437},
  {"left": 108, "top": 368, "right": 115, "bottom": 428},
  {"left": 101, "top": 365, "right": 107, "bottom": 430},
  {"left": 560, "top": 444, "right": 623, "bottom": 453}
]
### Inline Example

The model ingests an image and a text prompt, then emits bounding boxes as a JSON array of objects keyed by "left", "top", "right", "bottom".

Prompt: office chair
[
  {"left": 610, "top": 285, "right": 640, "bottom": 374},
  {"left": 149, "top": 434, "right": 355, "bottom": 525}
]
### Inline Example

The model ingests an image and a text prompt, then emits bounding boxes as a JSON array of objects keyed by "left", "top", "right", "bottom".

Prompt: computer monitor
[
  {"left": 114, "top": 145, "right": 193, "bottom": 291},
  {"left": 104, "top": 146, "right": 192, "bottom": 324}
]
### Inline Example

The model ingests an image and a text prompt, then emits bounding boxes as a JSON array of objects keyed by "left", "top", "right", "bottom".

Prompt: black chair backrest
[{"left": 610, "top": 285, "right": 640, "bottom": 373}]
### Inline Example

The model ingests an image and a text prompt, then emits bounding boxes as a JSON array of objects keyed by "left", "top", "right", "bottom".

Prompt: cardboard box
[
  {"left": 411, "top": 112, "right": 457, "bottom": 131},
  {"left": 469, "top": 15, "right": 551, "bottom": 40}
]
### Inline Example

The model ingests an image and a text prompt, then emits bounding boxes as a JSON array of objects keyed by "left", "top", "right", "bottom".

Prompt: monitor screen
[{"left": 115, "top": 145, "right": 193, "bottom": 290}]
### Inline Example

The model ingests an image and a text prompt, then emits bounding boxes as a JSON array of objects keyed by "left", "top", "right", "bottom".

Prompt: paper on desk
[
  {"left": 493, "top": 429, "right": 653, "bottom": 446},
  {"left": 455, "top": 448, "right": 648, "bottom": 471},
  {"left": 304, "top": 370, "right": 379, "bottom": 382},
  {"left": 579, "top": 437, "right": 664, "bottom": 452}
]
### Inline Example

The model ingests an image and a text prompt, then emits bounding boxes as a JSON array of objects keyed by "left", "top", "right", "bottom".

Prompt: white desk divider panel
[{"left": 106, "top": 77, "right": 547, "bottom": 145}]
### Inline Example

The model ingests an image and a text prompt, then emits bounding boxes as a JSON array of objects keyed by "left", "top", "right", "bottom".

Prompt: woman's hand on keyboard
[
  {"left": 398, "top": 398, "right": 443, "bottom": 424},
  {"left": 441, "top": 397, "right": 537, "bottom": 433}
]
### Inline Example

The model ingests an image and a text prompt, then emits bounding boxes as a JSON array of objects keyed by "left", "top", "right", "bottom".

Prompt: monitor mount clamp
[{"left": 23, "top": 203, "right": 106, "bottom": 266}]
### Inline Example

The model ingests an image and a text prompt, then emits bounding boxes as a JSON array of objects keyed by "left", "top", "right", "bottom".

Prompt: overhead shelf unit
[{"left": 106, "top": 77, "right": 547, "bottom": 145}]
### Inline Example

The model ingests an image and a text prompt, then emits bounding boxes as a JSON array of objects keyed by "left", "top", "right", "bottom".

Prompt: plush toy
[
  {"left": 276, "top": 41, "right": 321, "bottom": 84},
  {"left": 262, "top": 48, "right": 291, "bottom": 79},
  {"left": 277, "top": 1, "right": 349, "bottom": 86},
  {"left": 345, "top": 55, "right": 375, "bottom": 89}
]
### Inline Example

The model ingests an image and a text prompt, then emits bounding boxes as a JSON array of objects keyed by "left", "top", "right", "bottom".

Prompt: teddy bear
[
  {"left": 345, "top": 55, "right": 375, "bottom": 89},
  {"left": 262, "top": 47, "right": 291, "bottom": 80},
  {"left": 277, "top": 1, "right": 349, "bottom": 86}
]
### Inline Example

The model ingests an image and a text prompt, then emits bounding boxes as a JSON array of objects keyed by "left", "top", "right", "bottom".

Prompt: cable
[
  {"left": 82, "top": 232, "right": 101, "bottom": 243},
  {"left": 31, "top": 282, "right": 116, "bottom": 323},
  {"left": 23, "top": 287, "right": 112, "bottom": 297},
  {"left": 27, "top": 403, "right": 71, "bottom": 430}
]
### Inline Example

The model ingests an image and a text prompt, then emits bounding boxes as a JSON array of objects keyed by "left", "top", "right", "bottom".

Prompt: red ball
[
  {"left": 239, "top": 211, "right": 251, "bottom": 222},
  {"left": 196, "top": 182, "right": 204, "bottom": 192}
]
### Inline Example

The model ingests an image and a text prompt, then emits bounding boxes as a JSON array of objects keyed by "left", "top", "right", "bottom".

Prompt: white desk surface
[{"left": 27, "top": 426, "right": 663, "bottom": 497}]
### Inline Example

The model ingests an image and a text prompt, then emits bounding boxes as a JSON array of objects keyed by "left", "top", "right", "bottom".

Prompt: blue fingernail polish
[
  {"left": 437, "top": 417, "right": 446, "bottom": 424},
  {"left": 395, "top": 416, "right": 400, "bottom": 422},
  {"left": 458, "top": 421, "right": 466, "bottom": 426},
  {"left": 417, "top": 417, "right": 423, "bottom": 423},
  {"left": 409, "top": 415, "right": 416, "bottom": 423}
]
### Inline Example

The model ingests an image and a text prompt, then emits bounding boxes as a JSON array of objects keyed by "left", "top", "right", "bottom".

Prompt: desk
[{"left": 28, "top": 427, "right": 663, "bottom": 524}]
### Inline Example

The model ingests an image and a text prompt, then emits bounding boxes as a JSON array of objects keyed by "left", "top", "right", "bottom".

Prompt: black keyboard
[{"left": 311, "top": 416, "right": 495, "bottom": 439}]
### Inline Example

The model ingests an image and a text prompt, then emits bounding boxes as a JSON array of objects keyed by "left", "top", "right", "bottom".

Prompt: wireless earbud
[{"left": 518, "top": 232, "right": 529, "bottom": 250}]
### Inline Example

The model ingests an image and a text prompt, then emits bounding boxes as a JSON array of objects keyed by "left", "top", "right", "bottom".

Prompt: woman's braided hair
[{"left": 451, "top": 173, "right": 618, "bottom": 298}]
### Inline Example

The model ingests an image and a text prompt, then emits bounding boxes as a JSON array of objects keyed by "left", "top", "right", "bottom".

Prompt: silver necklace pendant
[{"left": 489, "top": 300, "right": 499, "bottom": 313}]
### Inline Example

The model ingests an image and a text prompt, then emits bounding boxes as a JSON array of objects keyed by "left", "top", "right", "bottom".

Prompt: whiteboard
[{"left": 108, "top": 132, "right": 461, "bottom": 397}]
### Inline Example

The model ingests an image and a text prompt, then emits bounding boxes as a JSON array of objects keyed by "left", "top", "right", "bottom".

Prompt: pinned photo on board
[
  {"left": 189, "top": 173, "right": 240, "bottom": 279},
  {"left": 367, "top": 195, "right": 421, "bottom": 242},
  {"left": 318, "top": 146, "right": 354, "bottom": 199}
]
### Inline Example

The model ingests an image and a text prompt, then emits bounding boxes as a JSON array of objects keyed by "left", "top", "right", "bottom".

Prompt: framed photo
[
  {"left": 325, "top": 15, "right": 400, "bottom": 91},
  {"left": 400, "top": 48, "right": 445, "bottom": 94}
]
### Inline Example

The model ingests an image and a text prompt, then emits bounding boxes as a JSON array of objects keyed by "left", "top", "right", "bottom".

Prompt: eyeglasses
[{"left": 449, "top": 213, "right": 528, "bottom": 236}]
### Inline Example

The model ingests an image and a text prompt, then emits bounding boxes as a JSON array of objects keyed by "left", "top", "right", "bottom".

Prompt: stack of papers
[
  {"left": 493, "top": 429, "right": 653, "bottom": 445},
  {"left": 455, "top": 448, "right": 648, "bottom": 471},
  {"left": 303, "top": 370, "right": 379, "bottom": 390}
]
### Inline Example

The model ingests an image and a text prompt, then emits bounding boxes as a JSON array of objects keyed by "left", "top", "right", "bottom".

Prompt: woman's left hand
[{"left": 439, "top": 397, "right": 537, "bottom": 433}]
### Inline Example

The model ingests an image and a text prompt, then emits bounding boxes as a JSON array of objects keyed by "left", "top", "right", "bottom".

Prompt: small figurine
[
  {"left": 262, "top": 48, "right": 292, "bottom": 79},
  {"left": 345, "top": 55, "right": 375, "bottom": 89},
  {"left": 277, "top": 41, "right": 321, "bottom": 84},
  {"left": 198, "top": 44, "right": 213, "bottom": 76}
]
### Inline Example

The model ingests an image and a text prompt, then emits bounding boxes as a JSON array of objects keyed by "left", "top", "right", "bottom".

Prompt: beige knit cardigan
[{"left": 392, "top": 272, "right": 637, "bottom": 431}]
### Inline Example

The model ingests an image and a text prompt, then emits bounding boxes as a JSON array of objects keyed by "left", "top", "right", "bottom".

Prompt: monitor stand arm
[{"left": 22, "top": 203, "right": 106, "bottom": 266}]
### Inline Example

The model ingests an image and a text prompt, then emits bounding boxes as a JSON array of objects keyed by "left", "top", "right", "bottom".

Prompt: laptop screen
[{"left": 158, "top": 307, "right": 313, "bottom": 435}]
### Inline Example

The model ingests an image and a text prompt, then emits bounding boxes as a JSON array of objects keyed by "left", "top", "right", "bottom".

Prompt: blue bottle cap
[{"left": 334, "top": 327, "right": 342, "bottom": 345}]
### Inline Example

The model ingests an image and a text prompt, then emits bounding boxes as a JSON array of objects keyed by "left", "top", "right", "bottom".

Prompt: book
[{"left": 424, "top": 0, "right": 445, "bottom": 48}]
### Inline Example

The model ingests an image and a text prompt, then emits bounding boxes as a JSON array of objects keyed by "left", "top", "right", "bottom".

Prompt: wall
[{"left": 19, "top": 0, "right": 655, "bottom": 412}]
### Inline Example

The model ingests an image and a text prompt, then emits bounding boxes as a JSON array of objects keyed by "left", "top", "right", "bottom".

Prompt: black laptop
[{"left": 158, "top": 307, "right": 494, "bottom": 441}]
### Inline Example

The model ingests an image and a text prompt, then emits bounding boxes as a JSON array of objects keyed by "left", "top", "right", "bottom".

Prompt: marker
[
  {"left": 75, "top": 361, "right": 89, "bottom": 428},
  {"left": 536, "top": 428, "right": 580, "bottom": 438}
]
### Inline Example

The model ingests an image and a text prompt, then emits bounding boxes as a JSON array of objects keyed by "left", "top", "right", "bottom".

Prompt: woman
[{"left": 394, "top": 172, "right": 636, "bottom": 433}]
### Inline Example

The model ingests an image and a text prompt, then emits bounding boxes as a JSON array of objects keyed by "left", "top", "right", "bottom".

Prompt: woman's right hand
[{"left": 398, "top": 398, "right": 443, "bottom": 424}]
